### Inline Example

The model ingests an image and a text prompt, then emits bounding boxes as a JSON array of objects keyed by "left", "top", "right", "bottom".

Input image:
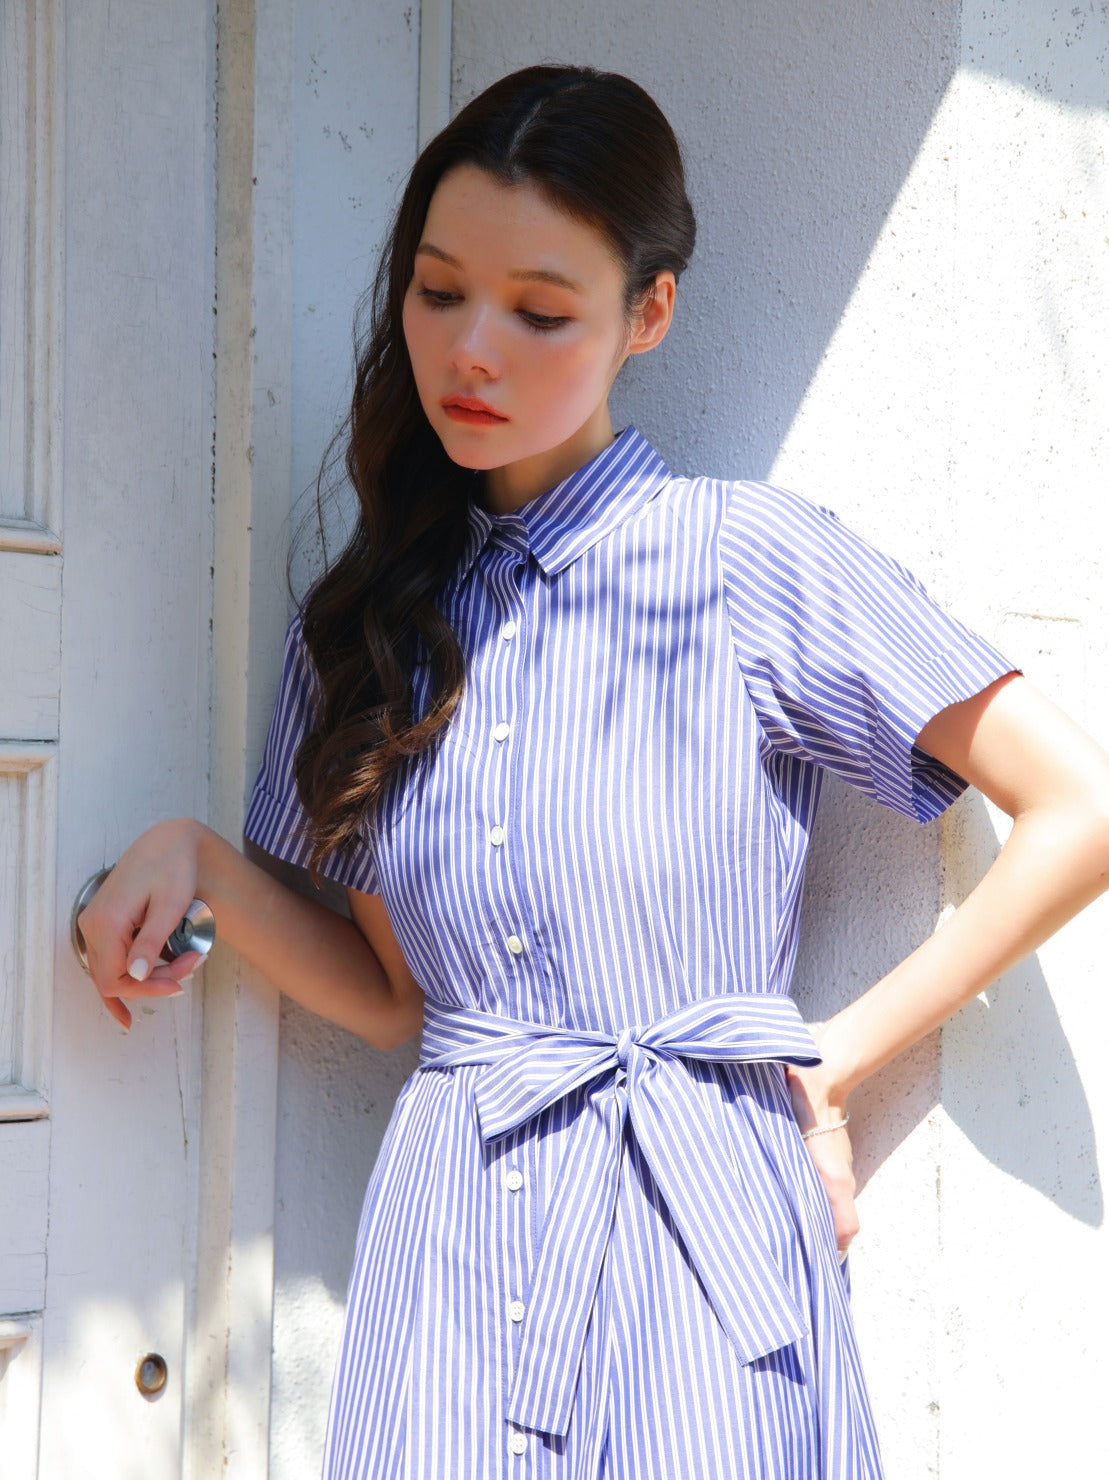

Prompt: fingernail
[
  {"left": 128, "top": 958, "right": 150, "bottom": 982},
  {"left": 167, "top": 986, "right": 186, "bottom": 998}
]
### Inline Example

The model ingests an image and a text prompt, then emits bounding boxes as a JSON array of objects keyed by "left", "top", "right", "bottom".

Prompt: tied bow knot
[
  {"left": 419, "top": 992, "right": 820, "bottom": 1438},
  {"left": 614, "top": 1026, "right": 635, "bottom": 1073}
]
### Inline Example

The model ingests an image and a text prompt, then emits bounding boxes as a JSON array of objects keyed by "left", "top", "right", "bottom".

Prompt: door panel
[
  {"left": 1, "top": 0, "right": 216, "bottom": 1474},
  {"left": 1, "top": 0, "right": 63, "bottom": 1461},
  {"left": 0, "top": 558, "right": 61, "bottom": 742},
  {"left": 0, "top": 1123, "right": 49, "bottom": 1313},
  {"left": 0, "top": 743, "right": 56, "bottom": 1114}
]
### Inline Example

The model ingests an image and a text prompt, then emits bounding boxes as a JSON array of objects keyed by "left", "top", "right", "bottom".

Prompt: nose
[{"left": 449, "top": 303, "right": 501, "bottom": 379}]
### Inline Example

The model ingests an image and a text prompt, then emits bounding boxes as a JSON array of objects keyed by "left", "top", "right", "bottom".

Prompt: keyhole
[{"left": 135, "top": 1352, "right": 168, "bottom": 1399}]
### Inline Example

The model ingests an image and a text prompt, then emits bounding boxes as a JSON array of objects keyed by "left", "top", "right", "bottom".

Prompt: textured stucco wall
[
  {"left": 934, "top": 16, "right": 1109, "bottom": 1474},
  {"left": 450, "top": 2, "right": 1109, "bottom": 1474},
  {"left": 266, "top": 2, "right": 1109, "bottom": 1474}
]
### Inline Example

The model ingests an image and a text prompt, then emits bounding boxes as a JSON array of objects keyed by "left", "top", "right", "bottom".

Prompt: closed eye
[
  {"left": 415, "top": 285, "right": 568, "bottom": 331},
  {"left": 519, "top": 310, "right": 570, "bottom": 332},
  {"left": 416, "top": 286, "right": 460, "bottom": 307}
]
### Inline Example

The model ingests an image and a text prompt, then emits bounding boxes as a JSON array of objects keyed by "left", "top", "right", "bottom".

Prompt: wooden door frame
[{"left": 183, "top": 1, "right": 287, "bottom": 1474}]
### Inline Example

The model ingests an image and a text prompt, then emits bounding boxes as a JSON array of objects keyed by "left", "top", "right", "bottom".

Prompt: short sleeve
[
  {"left": 243, "top": 615, "right": 381, "bottom": 892},
  {"left": 719, "top": 481, "right": 1017, "bottom": 823}
]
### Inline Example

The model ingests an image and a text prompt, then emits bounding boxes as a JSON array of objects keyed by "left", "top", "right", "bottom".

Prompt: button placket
[
  {"left": 482, "top": 545, "right": 530, "bottom": 965},
  {"left": 470, "top": 532, "right": 539, "bottom": 1432}
]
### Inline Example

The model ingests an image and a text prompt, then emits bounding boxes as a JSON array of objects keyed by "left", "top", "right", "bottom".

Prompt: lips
[{"left": 441, "top": 395, "right": 508, "bottom": 426}]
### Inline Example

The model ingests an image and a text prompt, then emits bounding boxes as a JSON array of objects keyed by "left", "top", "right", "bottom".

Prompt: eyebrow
[{"left": 415, "top": 242, "right": 585, "bottom": 295}]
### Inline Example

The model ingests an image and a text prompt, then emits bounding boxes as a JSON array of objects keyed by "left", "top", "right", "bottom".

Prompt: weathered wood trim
[{"left": 183, "top": 0, "right": 286, "bottom": 1475}]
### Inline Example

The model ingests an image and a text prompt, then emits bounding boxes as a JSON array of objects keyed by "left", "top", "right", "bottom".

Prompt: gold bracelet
[{"left": 800, "top": 1113, "right": 851, "bottom": 1141}]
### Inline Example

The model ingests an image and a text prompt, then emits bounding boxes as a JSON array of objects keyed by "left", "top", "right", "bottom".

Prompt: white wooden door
[{"left": 0, "top": 1, "right": 216, "bottom": 1473}]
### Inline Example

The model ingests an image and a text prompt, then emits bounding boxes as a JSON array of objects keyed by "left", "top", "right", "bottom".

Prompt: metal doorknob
[{"left": 71, "top": 868, "right": 216, "bottom": 974}]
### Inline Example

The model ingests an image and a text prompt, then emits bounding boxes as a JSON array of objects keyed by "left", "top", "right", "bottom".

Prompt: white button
[
  {"left": 508, "top": 1431, "right": 528, "bottom": 1456},
  {"left": 489, "top": 825, "right": 506, "bottom": 847},
  {"left": 508, "top": 1299, "right": 526, "bottom": 1323},
  {"left": 505, "top": 1169, "right": 524, "bottom": 1191},
  {"left": 505, "top": 934, "right": 525, "bottom": 956},
  {"left": 493, "top": 721, "right": 510, "bottom": 742},
  {"left": 500, "top": 620, "right": 518, "bottom": 640}
]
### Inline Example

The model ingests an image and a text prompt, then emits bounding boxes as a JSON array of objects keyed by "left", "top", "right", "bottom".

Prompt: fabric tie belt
[{"left": 419, "top": 991, "right": 821, "bottom": 1438}]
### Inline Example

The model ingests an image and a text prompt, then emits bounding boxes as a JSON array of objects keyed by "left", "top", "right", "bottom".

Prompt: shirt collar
[{"left": 453, "top": 427, "right": 671, "bottom": 585}]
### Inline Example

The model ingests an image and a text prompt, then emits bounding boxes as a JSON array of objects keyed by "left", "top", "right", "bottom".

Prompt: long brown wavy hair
[{"left": 295, "top": 65, "right": 697, "bottom": 873}]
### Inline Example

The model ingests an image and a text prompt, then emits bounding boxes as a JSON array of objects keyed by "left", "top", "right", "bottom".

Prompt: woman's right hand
[
  {"left": 77, "top": 818, "right": 415, "bottom": 1048},
  {"left": 77, "top": 818, "right": 205, "bottom": 1030}
]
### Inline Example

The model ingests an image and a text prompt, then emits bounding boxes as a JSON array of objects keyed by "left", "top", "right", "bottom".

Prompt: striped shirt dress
[{"left": 244, "top": 427, "right": 1013, "bottom": 1480}]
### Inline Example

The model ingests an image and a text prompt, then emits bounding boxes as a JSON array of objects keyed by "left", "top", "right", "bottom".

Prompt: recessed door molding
[
  {"left": 0, "top": 0, "right": 64, "bottom": 548},
  {"left": 0, "top": 744, "right": 58, "bottom": 1118}
]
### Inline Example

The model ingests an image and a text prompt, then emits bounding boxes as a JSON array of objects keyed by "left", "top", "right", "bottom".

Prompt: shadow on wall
[
  {"left": 454, "top": 1, "right": 1108, "bottom": 480},
  {"left": 605, "top": 0, "right": 966, "bottom": 478},
  {"left": 961, "top": 2, "right": 1109, "bottom": 107},
  {"left": 940, "top": 789, "right": 1102, "bottom": 1229},
  {"left": 793, "top": 779, "right": 1101, "bottom": 1229}
]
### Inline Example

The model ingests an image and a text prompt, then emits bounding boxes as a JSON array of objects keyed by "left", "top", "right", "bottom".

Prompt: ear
[{"left": 626, "top": 271, "right": 676, "bottom": 357}]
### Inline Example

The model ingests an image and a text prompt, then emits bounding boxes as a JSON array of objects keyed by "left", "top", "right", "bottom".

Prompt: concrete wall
[{"left": 260, "top": 1, "right": 1109, "bottom": 1474}]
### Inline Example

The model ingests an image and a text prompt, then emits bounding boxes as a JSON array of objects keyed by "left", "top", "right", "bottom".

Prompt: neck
[{"left": 482, "top": 408, "right": 616, "bottom": 514}]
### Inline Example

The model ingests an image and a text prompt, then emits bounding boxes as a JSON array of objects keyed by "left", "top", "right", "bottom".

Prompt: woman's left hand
[{"left": 786, "top": 1062, "right": 858, "bottom": 1260}]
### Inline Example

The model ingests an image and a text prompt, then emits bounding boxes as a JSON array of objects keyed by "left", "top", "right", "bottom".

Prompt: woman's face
[{"left": 402, "top": 165, "right": 649, "bottom": 512}]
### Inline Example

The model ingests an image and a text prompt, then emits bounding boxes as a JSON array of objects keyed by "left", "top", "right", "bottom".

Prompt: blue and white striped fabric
[{"left": 245, "top": 427, "right": 1013, "bottom": 1479}]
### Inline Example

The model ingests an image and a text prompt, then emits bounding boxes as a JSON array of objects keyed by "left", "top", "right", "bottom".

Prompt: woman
[{"left": 79, "top": 66, "right": 1109, "bottom": 1478}]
